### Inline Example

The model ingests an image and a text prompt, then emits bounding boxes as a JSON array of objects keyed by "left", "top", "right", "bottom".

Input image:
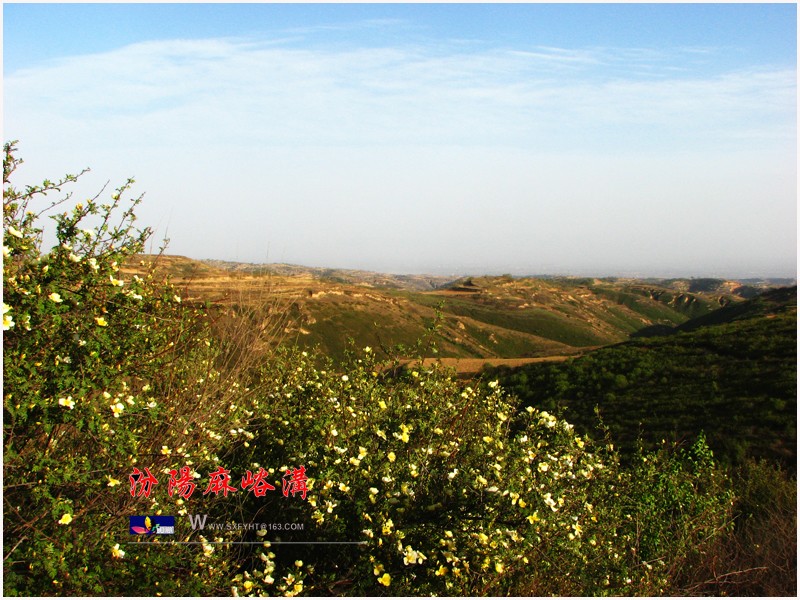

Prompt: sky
[{"left": 3, "top": 3, "right": 797, "bottom": 278}]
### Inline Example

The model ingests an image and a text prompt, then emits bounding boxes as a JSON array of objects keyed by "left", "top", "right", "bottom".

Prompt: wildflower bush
[
  {"left": 4, "top": 142, "right": 742, "bottom": 596},
  {"left": 221, "top": 349, "right": 733, "bottom": 596},
  {"left": 2, "top": 141, "right": 253, "bottom": 595}
]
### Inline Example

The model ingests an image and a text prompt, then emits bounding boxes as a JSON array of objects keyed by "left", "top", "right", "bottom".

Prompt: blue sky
[{"left": 3, "top": 3, "right": 797, "bottom": 277}]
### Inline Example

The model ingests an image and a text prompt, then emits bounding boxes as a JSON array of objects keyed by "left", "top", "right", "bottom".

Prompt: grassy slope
[
  {"left": 122, "top": 255, "right": 762, "bottom": 364},
  {"left": 484, "top": 287, "right": 797, "bottom": 469}
]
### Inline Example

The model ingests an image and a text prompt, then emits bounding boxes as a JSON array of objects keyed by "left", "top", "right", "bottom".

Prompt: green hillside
[
  {"left": 286, "top": 276, "right": 753, "bottom": 362},
  {"left": 484, "top": 287, "right": 797, "bottom": 469}
]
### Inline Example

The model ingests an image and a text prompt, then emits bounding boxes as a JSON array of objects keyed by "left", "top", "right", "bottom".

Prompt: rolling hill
[{"left": 121, "top": 255, "right": 787, "bottom": 365}]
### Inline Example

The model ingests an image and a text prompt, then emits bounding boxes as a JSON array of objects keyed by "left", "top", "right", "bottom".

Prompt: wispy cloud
[{"left": 6, "top": 37, "right": 794, "bottom": 153}]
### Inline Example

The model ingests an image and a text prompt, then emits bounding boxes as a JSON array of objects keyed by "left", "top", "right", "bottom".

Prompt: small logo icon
[{"left": 130, "top": 515, "right": 175, "bottom": 535}]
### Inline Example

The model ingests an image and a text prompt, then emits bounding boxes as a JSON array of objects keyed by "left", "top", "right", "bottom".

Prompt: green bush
[{"left": 3, "top": 141, "right": 245, "bottom": 595}]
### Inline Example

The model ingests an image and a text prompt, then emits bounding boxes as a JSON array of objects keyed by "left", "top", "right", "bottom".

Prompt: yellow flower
[
  {"left": 107, "top": 476, "right": 121, "bottom": 487},
  {"left": 48, "top": 292, "right": 63, "bottom": 303},
  {"left": 58, "top": 513, "right": 73, "bottom": 525},
  {"left": 526, "top": 511, "right": 539, "bottom": 524},
  {"left": 387, "top": 451, "right": 396, "bottom": 463},
  {"left": 378, "top": 400, "right": 387, "bottom": 410},
  {"left": 3, "top": 309, "right": 14, "bottom": 331},
  {"left": 377, "top": 573, "right": 391, "bottom": 587},
  {"left": 394, "top": 424, "right": 411, "bottom": 443},
  {"left": 111, "top": 402, "right": 125, "bottom": 418},
  {"left": 111, "top": 543, "right": 125, "bottom": 559},
  {"left": 95, "top": 316, "right": 108, "bottom": 327},
  {"left": 435, "top": 565, "right": 448, "bottom": 576},
  {"left": 495, "top": 561, "right": 504, "bottom": 574},
  {"left": 109, "top": 275, "right": 124, "bottom": 287},
  {"left": 58, "top": 396, "right": 75, "bottom": 410}
]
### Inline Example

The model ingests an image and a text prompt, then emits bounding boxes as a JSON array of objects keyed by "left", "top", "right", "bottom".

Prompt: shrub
[
  {"left": 220, "top": 348, "right": 735, "bottom": 596},
  {"left": 3, "top": 141, "right": 245, "bottom": 595}
]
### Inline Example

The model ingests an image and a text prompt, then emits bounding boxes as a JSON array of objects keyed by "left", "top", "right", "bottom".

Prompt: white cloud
[{"left": 7, "top": 38, "right": 794, "bottom": 149}]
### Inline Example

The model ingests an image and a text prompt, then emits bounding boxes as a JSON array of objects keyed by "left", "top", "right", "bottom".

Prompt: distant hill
[
  {"left": 201, "top": 259, "right": 455, "bottom": 291},
  {"left": 122, "top": 255, "right": 792, "bottom": 365}
]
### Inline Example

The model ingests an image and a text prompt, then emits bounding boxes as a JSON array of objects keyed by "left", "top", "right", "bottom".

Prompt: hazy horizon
[
  {"left": 196, "top": 253, "right": 796, "bottom": 282},
  {"left": 4, "top": 4, "right": 797, "bottom": 279}
]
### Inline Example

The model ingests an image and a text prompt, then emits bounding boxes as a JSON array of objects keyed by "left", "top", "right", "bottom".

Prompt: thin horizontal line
[{"left": 123, "top": 540, "right": 367, "bottom": 545}]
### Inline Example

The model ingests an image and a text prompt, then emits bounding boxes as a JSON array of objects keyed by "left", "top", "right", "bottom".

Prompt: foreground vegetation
[{"left": 3, "top": 143, "right": 795, "bottom": 596}]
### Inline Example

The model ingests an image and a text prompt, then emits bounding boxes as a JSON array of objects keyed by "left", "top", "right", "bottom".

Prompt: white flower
[
  {"left": 2, "top": 304, "right": 14, "bottom": 331},
  {"left": 6, "top": 225, "right": 24, "bottom": 238}
]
